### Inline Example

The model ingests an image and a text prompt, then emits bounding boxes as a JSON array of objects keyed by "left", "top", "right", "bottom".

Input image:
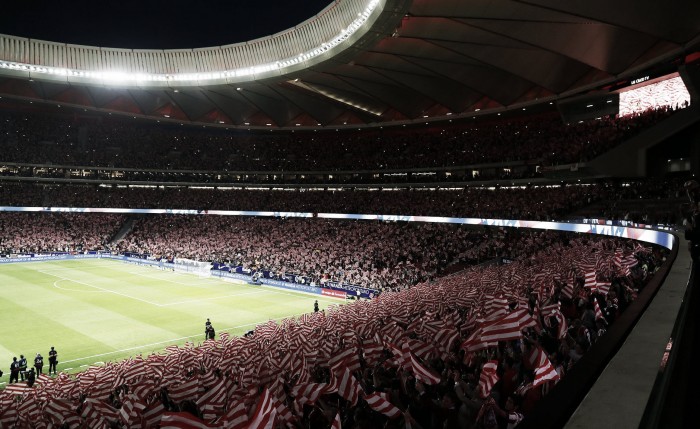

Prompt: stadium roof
[{"left": 0, "top": 0, "right": 699, "bottom": 129}]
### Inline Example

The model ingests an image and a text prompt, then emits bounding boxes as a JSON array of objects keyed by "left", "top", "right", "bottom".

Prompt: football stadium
[{"left": 0, "top": 0, "right": 699, "bottom": 428}]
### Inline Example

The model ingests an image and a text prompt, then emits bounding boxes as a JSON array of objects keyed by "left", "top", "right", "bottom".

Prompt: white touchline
[{"left": 59, "top": 311, "right": 318, "bottom": 365}]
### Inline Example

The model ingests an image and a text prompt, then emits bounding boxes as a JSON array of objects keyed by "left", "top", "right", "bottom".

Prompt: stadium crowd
[
  {"left": 0, "top": 232, "right": 668, "bottom": 429},
  {"left": 0, "top": 102, "right": 683, "bottom": 427},
  {"left": 0, "top": 181, "right": 614, "bottom": 220},
  {"left": 0, "top": 106, "right": 678, "bottom": 171},
  {"left": 0, "top": 213, "right": 123, "bottom": 255},
  {"left": 117, "top": 218, "right": 568, "bottom": 291}
]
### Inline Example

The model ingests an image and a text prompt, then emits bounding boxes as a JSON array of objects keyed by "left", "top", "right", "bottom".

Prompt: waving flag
[
  {"left": 364, "top": 392, "right": 402, "bottom": 419},
  {"left": 408, "top": 351, "right": 441, "bottom": 385},
  {"left": 246, "top": 388, "right": 277, "bottom": 429},
  {"left": 477, "top": 360, "right": 499, "bottom": 398},
  {"left": 533, "top": 357, "right": 560, "bottom": 387},
  {"left": 336, "top": 368, "right": 363, "bottom": 406},
  {"left": 160, "top": 411, "right": 217, "bottom": 428}
]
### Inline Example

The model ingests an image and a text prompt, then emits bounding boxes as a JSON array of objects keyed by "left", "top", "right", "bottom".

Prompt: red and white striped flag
[
  {"left": 168, "top": 378, "right": 200, "bottom": 403},
  {"left": 142, "top": 401, "right": 166, "bottom": 428},
  {"left": 583, "top": 270, "right": 597, "bottom": 289},
  {"left": 336, "top": 368, "right": 363, "bottom": 406},
  {"left": 561, "top": 282, "right": 574, "bottom": 299},
  {"left": 219, "top": 396, "right": 249, "bottom": 429},
  {"left": 477, "top": 360, "right": 499, "bottom": 398},
  {"left": 17, "top": 395, "right": 42, "bottom": 423},
  {"left": 160, "top": 411, "right": 217, "bottom": 429},
  {"left": 118, "top": 393, "right": 146, "bottom": 427},
  {"left": 197, "top": 377, "right": 229, "bottom": 422},
  {"left": 434, "top": 328, "right": 460, "bottom": 353},
  {"left": 331, "top": 412, "right": 342, "bottom": 429},
  {"left": 329, "top": 347, "right": 361, "bottom": 373},
  {"left": 408, "top": 351, "right": 441, "bottom": 385},
  {"left": 246, "top": 388, "right": 277, "bottom": 429},
  {"left": 44, "top": 399, "right": 82, "bottom": 428},
  {"left": 81, "top": 398, "right": 119, "bottom": 426},
  {"left": 364, "top": 392, "right": 402, "bottom": 419},
  {"left": 594, "top": 280, "right": 611, "bottom": 295},
  {"left": 593, "top": 298, "right": 604, "bottom": 321},
  {"left": 291, "top": 382, "right": 328, "bottom": 406},
  {"left": 533, "top": 356, "right": 560, "bottom": 387}
]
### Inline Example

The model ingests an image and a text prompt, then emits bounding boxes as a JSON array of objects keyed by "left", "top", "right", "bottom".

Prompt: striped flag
[
  {"left": 561, "top": 282, "right": 574, "bottom": 299},
  {"left": 44, "top": 399, "right": 82, "bottom": 428},
  {"left": 328, "top": 347, "right": 361, "bottom": 373},
  {"left": 408, "top": 351, "right": 441, "bottom": 385},
  {"left": 197, "top": 376, "right": 229, "bottom": 422},
  {"left": 142, "top": 401, "right": 166, "bottom": 428},
  {"left": 477, "top": 360, "right": 499, "bottom": 398},
  {"left": 219, "top": 396, "right": 249, "bottom": 429},
  {"left": 246, "top": 388, "right": 277, "bottom": 429},
  {"left": 364, "top": 392, "right": 402, "bottom": 419},
  {"left": 336, "top": 368, "right": 363, "bottom": 406},
  {"left": 434, "top": 328, "right": 460, "bottom": 354},
  {"left": 593, "top": 298, "right": 605, "bottom": 321},
  {"left": 118, "top": 393, "right": 146, "bottom": 427},
  {"left": 331, "top": 412, "right": 342, "bottom": 429},
  {"left": 525, "top": 345, "right": 548, "bottom": 371},
  {"left": 160, "top": 411, "right": 217, "bottom": 428},
  {"left": 533, "top": 356, "right": 560, "bottom": 387},
  {"left": 583, "top": 270, "right": 597, "bottom": 289},
  {"left": 291, "top": 382, "right": 328, "bottom": 406},
  {"left": 81, "top": 398, "right": 119, "bottom": 426},
  {"left": 17, "top": 395, "right": 42, "bottom": 423},
  {"left": 553, "top": 310, "right": 567, "bottom": 340},
  {"left": 594, "top": 280, "right": 611, "bottom": 295},
  {"left": 168, "top": 378, "right": 200, "bottom": 403}
]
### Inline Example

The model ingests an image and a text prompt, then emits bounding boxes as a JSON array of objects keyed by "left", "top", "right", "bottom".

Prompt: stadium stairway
[{"left": 108, "top": 215, "right": 138, "bottom": 245}]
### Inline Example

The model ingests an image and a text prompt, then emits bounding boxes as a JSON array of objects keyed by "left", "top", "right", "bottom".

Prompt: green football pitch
[{"left": 0, "top": 259, "right": 340, "bottom": 384}]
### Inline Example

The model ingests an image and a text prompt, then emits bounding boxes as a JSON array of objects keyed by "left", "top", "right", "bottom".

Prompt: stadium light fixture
[{"left": 0, "top": 0, "right": 383, "bottom": 87}]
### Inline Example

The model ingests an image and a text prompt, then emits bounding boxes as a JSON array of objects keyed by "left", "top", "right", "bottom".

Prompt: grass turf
[{"left": 0, "top": 258, "right": 340, "bottom": 383}]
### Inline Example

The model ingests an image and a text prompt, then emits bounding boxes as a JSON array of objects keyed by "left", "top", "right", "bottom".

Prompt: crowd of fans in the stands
[
  {"left": 0, "top": 213, "right": 123, "bottom": 255},
  {"left": 0, "top": 106, "right": 678, "bottom": 171},
  {"left": 0, "top": 101, "right": 682, "bottom": 427},
  {"left": 0, "top": 181, "right": 605, "bottom": 221},
  {"left": 1, "top": 176, "right": 688, "bottom": 227},
  {"left": 117, "top": 217, "right": 566, "bottom": 291},
  {"left": 0, "top": 232, "right": 669, "bottom": 429}
]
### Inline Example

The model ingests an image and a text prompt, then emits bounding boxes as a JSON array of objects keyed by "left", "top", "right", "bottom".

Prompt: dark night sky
[{"left": 0, "top": 0, "right": 333, "bottom": 49}]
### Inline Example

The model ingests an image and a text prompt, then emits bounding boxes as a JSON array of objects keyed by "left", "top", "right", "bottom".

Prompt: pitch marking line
[
  {"left": 53, "top": 279, "right": 106, "bottom": 293},
  {"left": 59, "top": 312, "right": 315, "bottom": 365},
  {"left": 36, "top": 269, "right": 163, "bottom": 307}
]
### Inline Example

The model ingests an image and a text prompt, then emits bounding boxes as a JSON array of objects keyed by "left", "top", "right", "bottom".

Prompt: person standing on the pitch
[
  {"left": 9, "top": 357, "right": 20, "bottom": 384},
  {"left": 205, "top": 318, "right": 212, "bottom": 340},
  {"left": 18, "top": 355, "right": 27, "bottom": 381},
  {"left": 34, "top": 353, "right": 44, "bottom": 375},
  {"left": 48, "top": 347, "right": 58, "bottom": 375}
]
